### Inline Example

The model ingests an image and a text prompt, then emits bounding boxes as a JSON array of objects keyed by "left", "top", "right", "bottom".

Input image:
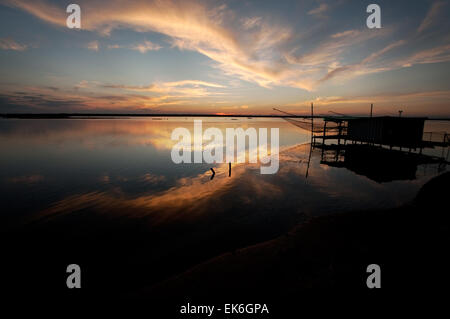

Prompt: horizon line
[{"left": 2, "top": 113, "right": 450, "bottom": 121}]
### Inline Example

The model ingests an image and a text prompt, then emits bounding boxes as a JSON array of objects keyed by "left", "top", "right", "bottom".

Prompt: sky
[{"left": 0, "top": 0, "right": 449, "bottom": 116}]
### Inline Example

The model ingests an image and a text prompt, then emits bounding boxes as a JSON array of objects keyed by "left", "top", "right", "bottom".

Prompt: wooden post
[
  {"left": 370, "top": 103, "right": 373, "bottom": 118},
  {"left": 321, "top": 121, "right": 327, "bottom": 158},
  {"left": 338, "top": 121, "right": 342, "bottom": 146},
  {"left": 310, "top": 102, "right": 314, "bottom": 145}
]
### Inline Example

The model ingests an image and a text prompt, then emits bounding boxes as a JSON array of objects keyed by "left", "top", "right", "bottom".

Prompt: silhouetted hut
[{"left": 346, "top": 117, "right": 426, "bottom": 148}]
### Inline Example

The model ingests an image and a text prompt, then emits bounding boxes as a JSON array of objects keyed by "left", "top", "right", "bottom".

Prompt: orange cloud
[
  {"left": 86, "top": 40, "right": 99, "bottom": 51},
  {"left": 0, "top": 37, "right": 27, "bottom": 51},
  {"left": 4, "top": 0, "right": 450, "bottom": 98},
  {"left": 3, "top": 0, "right": 308, "bottom": 90},
  {"left": 308, "top": 3, "right": 329, "bottom": 18},
  {"left": 417, "top": 1, "right": 447, "bottom": 33},
  {"left": 108, "top": 40, "right": 162, "bottom": 53},
  {"left": 285, "top": 90, "right": 450, "bottom": 116},
  {"left": 100, "top": 79, "right": 226, "bottom": 99}
]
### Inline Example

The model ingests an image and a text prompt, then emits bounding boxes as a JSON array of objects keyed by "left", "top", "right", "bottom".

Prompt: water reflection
[
  {"left": 1, "top": 117, "right": 448, "bottom": 297},
  {"left": 318, "top": 143, "right": 447, "bottom": 183},
  {"left": 0, "top": 118, "right": 448, "bottom": 229}
]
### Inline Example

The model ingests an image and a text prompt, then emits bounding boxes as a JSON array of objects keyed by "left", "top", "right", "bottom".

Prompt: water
[{"left": 0, "top": 117, "right": 448, "bottom": 295}]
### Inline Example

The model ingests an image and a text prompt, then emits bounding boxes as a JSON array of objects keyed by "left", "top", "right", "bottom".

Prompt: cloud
[
  {"left": 74, "top": 80, "right": 90, "bottom": 89},
  {"left": 285, "top": 90, "right": 450, "bottom": 116},
  {"left": 307, "top": 3, "right": 329, "bottom": 17},
  {"left": 3, "top": 0, "right": 450, "bottom": 96},
  {"left": 1, "top": 0, "right": 66, "bottom": 26},
  {"left": 164, "top": 80, "right": 225, "bottom": 88},
  {"left": 0, "top": 87, "right": 160, "bottom": 112},
  {"left": 317, "top": 39, "right": 450, "bottom": 84},
  {"left": 130, "top": 40, "right": 162, "bottom": 53},
  {"left": 317, "top": 39, "right": 407, "bottom": 83},
  {"left": 220, "top": 104, "right": 250, "bottom": 110},
  {"left": 396, "top": 44, "right": 450, "bottom": 67},
  {"left": 417, "top": 1, "right": 447, "bottom": 33},
  {"left": 101, "top": 80, "right": 226, "bottom": 97},
  {"left": 0, "top": 78, "right": 227, "bottom": 112},
  {"left": 86, "top": 40, "right": 99, "bottom": 51},
  {"left": 331, "top": 30, "right": 360, "bottom": 38},
  {"left": 286, "top": 28, "right": 390, "bottom": 68},
  {"left": 361, "top": 40, "right": 406, "bottom": 64},
  {"left": 0, "top": 38, "right": 27, "bottom": 51},
  {"left": 108, "top": 40, "right": 162, "bottom": 53},
  {"left": 242, "top": 16, "right": 262, "bottom": 29},
  {"left": 311, "top": 90, "right": 450, "bottom": 105},
  {"left": 140, "top": 173, "right": 166, "bottom": 184},
  {"left": 3, "top": 0, "right": 303, "bottom": 89}
]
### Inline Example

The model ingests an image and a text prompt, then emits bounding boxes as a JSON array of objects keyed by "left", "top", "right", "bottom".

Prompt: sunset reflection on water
[
  {"left": 1, "top": 117, "right": 448, "bottom": 297},
  {"left": 1, "top": 117, "right": 446, "bottom": 230}
]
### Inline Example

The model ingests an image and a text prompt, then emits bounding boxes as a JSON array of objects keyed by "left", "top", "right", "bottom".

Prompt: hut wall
[{"left": 347, "top": 117, "right": 425, "bottom": 147}]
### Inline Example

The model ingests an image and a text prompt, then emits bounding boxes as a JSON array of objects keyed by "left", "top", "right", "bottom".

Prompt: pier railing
[{"left": 423, "top": 131, "right": 449, "bottom": 146}]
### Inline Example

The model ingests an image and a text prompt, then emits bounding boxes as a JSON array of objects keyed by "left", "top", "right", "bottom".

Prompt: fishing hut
[
  {"left": 313, "top": 116, "right": 447, "bottom": 151},
  {"left": 312, "top": 116, "right": 449, "bottom": 182},
  {"left": 346, "top": 117, "right": 426, "bottom": 149},
  {"left": 272, "top": 106, "right": 449, "bottom": 182}
]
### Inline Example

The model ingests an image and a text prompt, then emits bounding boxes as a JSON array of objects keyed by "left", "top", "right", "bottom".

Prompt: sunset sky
[{"left": 0, "top": 0, "right": 449, "bottom": 116}]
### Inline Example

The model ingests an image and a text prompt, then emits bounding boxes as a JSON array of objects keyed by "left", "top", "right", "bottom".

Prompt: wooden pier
[
  {"left": 274, "top": 105, "right": 449, "bottom": 181},
  {"left": 313, "top": 116, "right": 449, "bottom": 151}
]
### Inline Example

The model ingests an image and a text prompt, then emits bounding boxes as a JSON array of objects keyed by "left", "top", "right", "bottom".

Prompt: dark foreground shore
[
  {"left": 2, "top": 172, "right": 449, "bottom": 312},
  {"left": 142, "top": 172, "right": 450, "bottom": 304}
]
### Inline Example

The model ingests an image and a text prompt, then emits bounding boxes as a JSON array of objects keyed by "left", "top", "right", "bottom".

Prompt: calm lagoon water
[
  {"left": 0, "top": 117, "right": 448, "bottom": 295},
  {"left": 1, "top": 118, "right": 447, "bottom": 225}
]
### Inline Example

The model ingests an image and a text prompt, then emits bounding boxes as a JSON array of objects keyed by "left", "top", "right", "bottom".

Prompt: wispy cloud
[
  {"left": 310, "top": 90, "right": 450, "bottom": 105},
  {"left": 164, "top": 80, "right": 225, "bottom": 88},
  {"left": 317, "top": 39, "right": 407, "bottom": 83},
  {"left": 331, "top": 30, "right": 360, "bottom": 39},
  {"left": 417, "top": 1, "right": 447, "bottom": 33},
  {"left": 0, "top": 78, "right": 227, "bottom": 112},
  {"left": 74, "top": 80, "right": 90, "bottom": 89},
  {"left": 86, "top": 40, "right": 99, "bottom": 51},
  {"left": 241, "top": 16, "right": 262, "bottom": 29},
  {"left": 101, "top": 80, "right": 226, "bottom": 97},
  {"left": 285, "top": 90, "right": 450, "bottom": 116},
  {"left": 397, "top": 44, "right": 450, "bottom": 67},
  {"left": 2, "top": 0, "right": 301, "bottom": 89},
  {"left": 2, "top": 0, "right": 450, "bottom": 109},
  {"left": 0, "top": 38, "right": 27, "bottom": 51},
  {"left": 308, "top": 3, "right": 329, "bottom": 18},
  {"left": 286, "top": 29, "right": 389, "bottom": 67},
  {"left": 108, "top": 40, "right": 162, "bottom": 53}
]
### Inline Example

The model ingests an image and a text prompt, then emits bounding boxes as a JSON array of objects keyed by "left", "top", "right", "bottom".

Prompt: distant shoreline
[{"left": 1, "top": 113, "right": 449, "bottom": 120}]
